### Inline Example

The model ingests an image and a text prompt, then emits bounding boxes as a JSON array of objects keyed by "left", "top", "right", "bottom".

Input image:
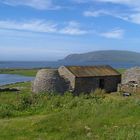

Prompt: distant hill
[
  {"left": 1, "top": 50, "right": 140, "bottom": 69},
  {"left": 58, "top": 50, "right": 140, "bottom": 68}
]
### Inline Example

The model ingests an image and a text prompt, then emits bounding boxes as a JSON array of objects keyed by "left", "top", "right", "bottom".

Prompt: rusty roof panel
[{"left": 65, "top": 65, "right": 120, "bottom": 77}]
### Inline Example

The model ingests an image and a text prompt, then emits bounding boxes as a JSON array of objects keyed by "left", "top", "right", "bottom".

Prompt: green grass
[
  {"left": 0, "top": 69, "right": 38, "bottom": 76},
  {"left": 0, "top": 67, "right": 131, "bottom": 140},
  {"left": 0, "top": 81, "right": 140, "bottom": 140},
  {"left": 117, "top": 68, "right": 126, "bottom": 74}
]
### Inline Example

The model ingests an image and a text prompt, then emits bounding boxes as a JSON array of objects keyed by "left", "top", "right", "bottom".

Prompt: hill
[
  {"left": 57, "top": 50, "right": 140, "bottom": 68},
  {"left": 62, "top": 50, "right": 140, "bottom": 62},
  {"left": 0, "top": 50, "right": 140, "bottom": 69}
]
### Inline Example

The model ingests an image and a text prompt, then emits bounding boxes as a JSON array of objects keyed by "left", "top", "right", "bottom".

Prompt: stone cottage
[
  {"left": 32, "top": 69, "right": 69, "bottom": 94},
  {"left": 58, "top": 65, "right": 121, "bottom": 93},
  {"left": 118, "top": 67, "right": 140, "bottom": 93}
]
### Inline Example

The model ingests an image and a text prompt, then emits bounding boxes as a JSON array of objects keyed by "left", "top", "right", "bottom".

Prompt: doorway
[{"left": 99, "top": 79, "right": 105, "bottom": 89}]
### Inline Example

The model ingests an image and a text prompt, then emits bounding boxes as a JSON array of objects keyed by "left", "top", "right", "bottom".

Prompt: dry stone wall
[{"left": 32, "top": 69, "right": 69, "bottom": 94}]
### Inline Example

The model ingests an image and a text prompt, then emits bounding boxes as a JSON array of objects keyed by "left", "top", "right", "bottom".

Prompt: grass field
[
  {"left": 1, "top": 68, "right": 139, "bottom": 140},
  {"left": 117, "top": 68, "right": 126, "bottom": 74},
  {"left": 0, "top": 69, "right": 39, "bottom": 76},
  {"left": 1, "top": 80, "right": 140, "bottom": 139}
]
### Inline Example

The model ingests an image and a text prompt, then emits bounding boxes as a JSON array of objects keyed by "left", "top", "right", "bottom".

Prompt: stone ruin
[
  {"left": 32, "top": 69, "right": 69, "bottom": 94},
  {"left": 32, "top": 66, "right": 140, "bottom": 94},
  {"left": 118, "top": 67, "right": 140, "bottom": 93}
]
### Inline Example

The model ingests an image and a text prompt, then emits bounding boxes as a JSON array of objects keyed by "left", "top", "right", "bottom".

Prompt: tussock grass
[{"left": 0, "top": 82, "right": 140, "bottom": 139}]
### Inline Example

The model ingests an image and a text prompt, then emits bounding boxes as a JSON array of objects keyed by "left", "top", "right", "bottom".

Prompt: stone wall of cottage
[
  {"left": 58, "top": 66, "right": 75, "bottom": 91},
  {"left": 74, "top": 75, "right": 121, "bottom": 93}
]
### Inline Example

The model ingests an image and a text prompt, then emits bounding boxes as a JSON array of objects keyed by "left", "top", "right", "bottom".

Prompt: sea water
[{"left": 0, "top": 74, "right": 34, "bottom": 86}]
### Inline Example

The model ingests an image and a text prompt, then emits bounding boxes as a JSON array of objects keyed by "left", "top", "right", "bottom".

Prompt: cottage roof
[{"left": 64, "top": 65, "right": 120, "bottom": 77}]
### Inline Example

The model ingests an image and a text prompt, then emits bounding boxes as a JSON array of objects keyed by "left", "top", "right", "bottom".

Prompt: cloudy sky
[{"left": 0, "top": 0, "right": 140, "bottom": 61}]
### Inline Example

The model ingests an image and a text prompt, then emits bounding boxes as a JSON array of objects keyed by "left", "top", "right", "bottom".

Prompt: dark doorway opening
[{"left": 99, "top": 79, "right": 105, "bottom": 89}]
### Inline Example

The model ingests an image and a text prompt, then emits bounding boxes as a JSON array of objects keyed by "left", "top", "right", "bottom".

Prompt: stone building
[
  {"left": 32, "top": 69, "right": 69, "bottom": 94},
  {"left": 122, "top": 67, "right": 140, "bottom": 85},
  {"left": 58, "top": 65, "right": 121, "bottom": 93},
  {"left": 118, "top": 67, "right": 140, "bottom": 93}
]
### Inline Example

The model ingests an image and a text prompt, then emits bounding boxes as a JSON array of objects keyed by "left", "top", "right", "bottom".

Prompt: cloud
[
  {"left": 84, "top": 10, "right": 110, "bottom": 17},
  {"left": 0, "top": 20, "right": 58, "bottom": 33},
  {"left": 74, "top": 0, "right": 140, "bottom": 25},
  {"left": 129, "top": 13, "right": 140, "bottom": 24},
  {"left": 96, "top": 0, "right": 140, "bottom": 8},
  {"left": 0, "top": 19, "right": 124, "bottom": 38},
  {"left": 0, "top": 19, "right": 88, "bottom": 35},
  {"left": 72, "top": 0, "right": 90, "bottom": 3},
  {"left": 59, "top": 21, "right": 88, "bottom": 35},
  {"left": 83, "top": 9, "right": 128, "bottom": 20},
  {"left": 0, "top": 0, "right": 60, "bottom": 10},
  {"left": 74, "top": 0, "right": 140, "bottom": 7},
  {"left": 99, "top": 29, "right": 124, "bottom": 39},
  {"left": 84, "top": 9, "right": 140, "bottom": 25},
  {"left": 97, "top": 0, "right": 140, "bottom": 24}
]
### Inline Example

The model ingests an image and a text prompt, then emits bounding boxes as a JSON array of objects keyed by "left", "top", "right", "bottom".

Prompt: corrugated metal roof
[{"left": 65, "top": 65, "right": 120, "bottom": 77}]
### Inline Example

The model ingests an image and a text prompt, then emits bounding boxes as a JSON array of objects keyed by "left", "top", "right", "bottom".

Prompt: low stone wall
[{"left": 118, "top": 84, "right": 140, "bottom": 93}]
